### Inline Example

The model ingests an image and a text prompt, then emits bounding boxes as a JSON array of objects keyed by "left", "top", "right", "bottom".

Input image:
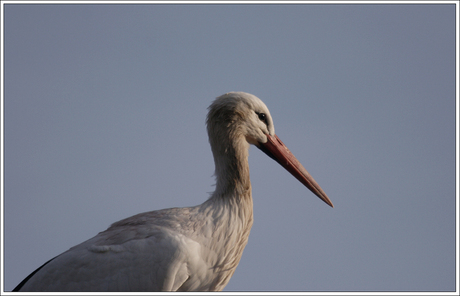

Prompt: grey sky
[{"left": 3, "top": 2, "right": 457, "bottom": 292}]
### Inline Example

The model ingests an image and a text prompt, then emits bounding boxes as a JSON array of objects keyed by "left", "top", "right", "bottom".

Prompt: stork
[{"left": 13, "top": 92, "right": 333, "bottom": 292}]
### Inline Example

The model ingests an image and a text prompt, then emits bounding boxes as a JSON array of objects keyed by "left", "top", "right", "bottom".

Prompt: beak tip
[{"left": 323, "top": 198, "right": 334, "bottom": 208}]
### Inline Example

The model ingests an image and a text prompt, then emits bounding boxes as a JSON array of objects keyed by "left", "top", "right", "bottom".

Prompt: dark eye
[
  {"left": 256, "top": 112, "right": 267, "bottom": 123},
  {"left": 256, "top": 112, "right": 268, "bottom": 125}
]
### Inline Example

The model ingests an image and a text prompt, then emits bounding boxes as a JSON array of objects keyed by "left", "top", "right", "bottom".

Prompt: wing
[{"left": 15, "top": 224, "right": 194, "bottom": 292}]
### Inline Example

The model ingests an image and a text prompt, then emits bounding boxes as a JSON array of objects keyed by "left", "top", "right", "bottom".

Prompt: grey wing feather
[{"left": 16, "top": 223, "right": 192, "bottom": 291}]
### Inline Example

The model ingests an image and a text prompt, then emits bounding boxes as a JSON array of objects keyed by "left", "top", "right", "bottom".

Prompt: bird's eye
[{"left": 256, "top": 112, "right": 266, "bottom": 122}]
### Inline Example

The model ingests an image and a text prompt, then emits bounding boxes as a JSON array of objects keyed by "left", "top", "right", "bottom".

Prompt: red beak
[{"left": 257, "top": 134, "right": 333, "bottom": 208}]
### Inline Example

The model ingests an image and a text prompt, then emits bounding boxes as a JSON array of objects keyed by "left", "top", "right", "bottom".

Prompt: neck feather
[{"left": 210, "top": 133, "right": 251, "bottom": 199}]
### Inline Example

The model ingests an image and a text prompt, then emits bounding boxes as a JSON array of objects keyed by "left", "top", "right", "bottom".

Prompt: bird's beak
[{"left": 257, "top": 134, "right": 333, "bottom": 208}]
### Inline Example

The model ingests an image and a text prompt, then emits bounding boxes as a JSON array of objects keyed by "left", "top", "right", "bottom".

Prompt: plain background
[{"left": 3, "top": 2, "right": 457, "bottom": 292}]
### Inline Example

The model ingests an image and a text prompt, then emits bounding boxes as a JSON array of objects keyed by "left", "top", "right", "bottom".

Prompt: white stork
[{"left": 14, "top": 92, "right": 333, "bottom": 292}]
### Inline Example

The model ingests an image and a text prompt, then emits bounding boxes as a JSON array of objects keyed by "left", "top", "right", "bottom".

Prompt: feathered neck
[
  {"left": 206, "top": 98, "right": 252, "bottom": 200},
  {"left": 211, "top": 135, "right": 251, "bottom": 199}
]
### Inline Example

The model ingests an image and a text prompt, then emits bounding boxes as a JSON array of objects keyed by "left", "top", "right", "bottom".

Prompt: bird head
[{"left": 207, "top": 92, "right": 333, "bottom": 207}]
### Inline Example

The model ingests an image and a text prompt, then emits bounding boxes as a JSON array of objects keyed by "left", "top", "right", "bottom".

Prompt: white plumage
[{"left": 14, "top": 92, "right": 333, "bottom": 292}]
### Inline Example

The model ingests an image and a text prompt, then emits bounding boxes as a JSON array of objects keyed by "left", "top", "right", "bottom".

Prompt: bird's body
[
  {"left": 14, "top": 92, "right": 332, "bottom": 292},
  {"left": 17, "top": 201, "right": 252, "bottom": 291}
]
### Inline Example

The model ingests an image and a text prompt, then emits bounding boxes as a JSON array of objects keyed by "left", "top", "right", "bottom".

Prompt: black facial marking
[{"left": 255, "top": 112, "right": 268, "bottom": 125}]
